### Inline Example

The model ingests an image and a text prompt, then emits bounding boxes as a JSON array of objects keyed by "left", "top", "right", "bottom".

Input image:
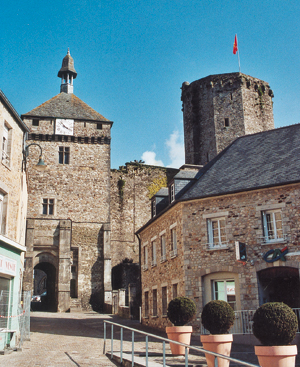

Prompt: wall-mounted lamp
[{"left": 23, "top": 143, "right": 47, "bottom": 171}]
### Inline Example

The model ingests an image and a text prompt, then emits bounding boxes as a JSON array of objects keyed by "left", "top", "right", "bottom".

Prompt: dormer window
[
  {"left": 170, "top": 184, "right": 175, "bottom": 203},
  {"left": 152, "top": 199, "right": 156, "bottom": 217}
]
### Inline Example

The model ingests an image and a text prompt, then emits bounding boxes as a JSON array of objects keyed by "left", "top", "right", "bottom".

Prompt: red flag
[{"left": 233, "top": 34, "right": 238, "bottom": 55}]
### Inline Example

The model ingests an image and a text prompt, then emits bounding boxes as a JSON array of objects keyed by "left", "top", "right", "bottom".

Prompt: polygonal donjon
[{"left": 181, "top": 72, "right": 275, "bottom": 166}]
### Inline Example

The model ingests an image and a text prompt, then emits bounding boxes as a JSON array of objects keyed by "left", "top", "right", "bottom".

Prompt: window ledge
[
  {"left": 1, "top": 160, "right": 11, "bottom": 171},
  {"left": 151, "top": 316, "right": 158, "bottom": 319},
  {"left": 261, "top": 239, "right": 287, "bottom": 246},
  {"left": 206, "top": 245, "right": 229, "bottom": 252}
]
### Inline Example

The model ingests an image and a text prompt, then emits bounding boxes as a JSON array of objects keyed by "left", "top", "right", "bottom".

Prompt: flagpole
[{"left": 237, "top": 35, "right": 241, "bottom": 73}]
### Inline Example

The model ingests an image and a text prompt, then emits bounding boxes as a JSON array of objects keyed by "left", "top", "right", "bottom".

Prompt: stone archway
[
  {"left": 257, "top": 266, "right": 300, "bottom": 308},
  {"left": 32, "top": 262, "right": 57, "bottom": 312}
]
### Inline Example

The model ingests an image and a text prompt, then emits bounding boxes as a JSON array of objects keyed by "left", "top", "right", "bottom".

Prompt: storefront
[{"left": 0, "top": 236, "right": 26, "bottom": 351}]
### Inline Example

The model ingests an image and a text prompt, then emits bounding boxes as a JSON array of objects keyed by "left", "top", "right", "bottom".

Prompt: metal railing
[{"left": 103, "top": 320, "right": 259, "bottom": 367}]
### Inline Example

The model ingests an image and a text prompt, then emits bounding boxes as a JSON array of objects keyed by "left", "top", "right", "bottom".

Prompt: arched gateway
[{"left": 257, "top": 266, "right": 300, "bottom": 308}]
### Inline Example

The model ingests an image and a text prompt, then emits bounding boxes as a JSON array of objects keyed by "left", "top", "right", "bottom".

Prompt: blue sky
[{"left": 1, "top": 0, "right": 300, "bottom": 169}]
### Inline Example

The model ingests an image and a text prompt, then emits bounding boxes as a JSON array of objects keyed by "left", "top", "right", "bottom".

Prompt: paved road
[
  {"left": 1, "top": 311, "right": 299, "bottom": 367},
  {"left": 0, "top": 311, "right": 118, "bottom": 367}
]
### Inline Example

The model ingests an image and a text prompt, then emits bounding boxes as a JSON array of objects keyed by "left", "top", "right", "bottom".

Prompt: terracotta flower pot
[
  {"left": 166, "top": 326, "right": 193, "bottom": 355},
  {"left": 200, "top": 334, "right": 233, "bottom": 367},
  {"left": 255, "top": 345, "right": 297, "bottom": 367}
]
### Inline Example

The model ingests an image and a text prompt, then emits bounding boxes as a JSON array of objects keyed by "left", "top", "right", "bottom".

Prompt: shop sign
[
  {"left": 0, "top": 255, "right": 17, "bottom": 276},
  {"left": 263, "top": 246, "right": 288, "bottom": 263}
]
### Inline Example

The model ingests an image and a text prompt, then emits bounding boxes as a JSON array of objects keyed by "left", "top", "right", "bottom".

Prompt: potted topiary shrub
[
  {"left": 200, "top": 300, "right": 235, "bottom": 367},
  {"left": 166, "top": 297, "right": 196, "bottom": 355},
  {"left": 252, "top": 302, "right": 298, "bottom": 367}
]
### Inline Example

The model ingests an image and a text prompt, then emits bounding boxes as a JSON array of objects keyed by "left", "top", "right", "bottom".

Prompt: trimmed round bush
[
  {"left": 201, "top": 300, "right": 235, "bottom": 334},
  {"left": 253, "top": 302, "right": 298, "bottom": 346},
  {"left": 167, "top": 297, "right": 196, "bottom": 326}
]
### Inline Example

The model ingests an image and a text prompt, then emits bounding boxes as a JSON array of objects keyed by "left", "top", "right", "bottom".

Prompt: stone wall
[
  {"left": 181, "top": 73, "right": 274, "bottom": 166},
  {"left": 0, "top": 99, "right": 27, "bottom": 244},
  {"left": 23, "top": 116, "right": 111, "bottom": 312},
  {"left": 139, "top": 183, "right": 300, "bottom": 330},
  {"left": 110, "top": 162, "right": 178, "bottom": 267}
]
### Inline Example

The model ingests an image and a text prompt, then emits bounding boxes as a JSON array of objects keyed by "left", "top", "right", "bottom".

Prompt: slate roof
[
  {"left": 21, "top": 93, "right": 112, "bottom": 123},
  {"left": 155, "top": 187, "right": 168, "bottom": 197},
  {"left": 181, "top": 124, "right": 300, "bottom": 201},
  {"left": 172, "top": 170, "right": 198, "bottom": 180}
]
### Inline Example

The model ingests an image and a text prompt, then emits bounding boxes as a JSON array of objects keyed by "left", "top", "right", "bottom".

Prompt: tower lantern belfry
[{"left": 58, "top": 48, "right": 77, "bottom": 94}]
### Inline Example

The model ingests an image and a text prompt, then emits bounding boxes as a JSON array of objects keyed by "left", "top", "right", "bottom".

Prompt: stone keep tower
[
  {"left": 181, "top": 73, "right": 275, "bottom": 166},
  {"left": 22, "top": 50, "right": 113, "bottom": 312}
]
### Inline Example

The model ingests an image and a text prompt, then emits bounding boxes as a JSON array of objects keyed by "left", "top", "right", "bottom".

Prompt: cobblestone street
[
  {"left": 1, "top": 311, "right": 300, "bottom": 367},
  {"left": 0, "top": 311, "right": 118, "bottom": 367}
]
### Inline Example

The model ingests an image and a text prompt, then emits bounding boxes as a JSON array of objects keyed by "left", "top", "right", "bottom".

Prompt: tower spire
[{"left": 58, "top": 49, "right": 77, "bottom": 94}]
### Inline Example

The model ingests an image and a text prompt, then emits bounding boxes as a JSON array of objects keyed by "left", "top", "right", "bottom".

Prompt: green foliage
[
  {"left": 118, "top": 177, "right": 126, "bottom": 198},
  {"left": 147, "top": 176, "right": 167, "bottom": 199},
  {"left": 167, "top": 297, "right": 196, "bottom": 326},
  {"left": 201, "top": 300, "right": 235, "bottom": 334},
  {"left": 252, "top": 302, "right": 298, "bottom": 346}
]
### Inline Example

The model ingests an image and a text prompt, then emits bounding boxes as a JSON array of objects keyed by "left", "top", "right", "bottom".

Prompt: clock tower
[{"left": 22, "top": 50, "right": 113, "bottom": 312}]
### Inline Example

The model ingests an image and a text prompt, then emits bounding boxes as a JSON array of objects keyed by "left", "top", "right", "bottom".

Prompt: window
[
  {"left": 32, "top": 119, "right": 39, "bottom": 126},
  {"left": 213, "top": 280, "right": 236, "bottom": 310},
  {"left": 224, "top": 118, "right": 230, "bottom": 127},
  {"left": 143, "top": 245, "right": 148, "bottom": 271},
  {"left": 262, "top": 210, "right": 284, "bottom": 242},
  {"left": 2, "top": 123, "right": 11, "bottom": 166},
  {"left": 172, "top": 283, "right": 178, "bottom": 299},
  {"left": 59, "top": 146, "right": 70, "bottom": 164},
  {"left": 207, "top": 218, "right": 227, "bottom": 248},
  {"left": 0, "top": 193, "right": 7, "bottom": 235},
  {"left": 97, "top": 123, "right": 102, "bottom": 130},
  {"left": 160, "top": 234, "right": 166, "bottom": 263},
  {"left": 152, "top": 289, "right": 157, "bottom": 316},
  {"left": 151, "top": 240, "right": 157, "bottom": 267},
  {"left": 162, "top": 286, "right": 167, "bottom": 316},
  {"left": 42, "top": 199, "right": 54, "bottom": 215},
  {"left": 170, "top": 184, "right": 175, "bottom": 203},
  {"left": 152, "top": 200, "right": 156, "bottom": 217},
  {"left": 170, "top": 227, "right": 177, "bottom": 257},
  {"left": 144, "top": 291, "right": 149, "bottom": 318}
]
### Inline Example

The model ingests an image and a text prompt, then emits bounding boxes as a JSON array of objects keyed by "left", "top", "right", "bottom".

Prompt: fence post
[
  {"left": 120, "top": 327, "right": 123, "bottom": 364},
  {"left": 103, "top": 322, "right": 106, "bottom": 354},
  {"left": 111, "top": 324, "right": 114, "bottom": 359}
]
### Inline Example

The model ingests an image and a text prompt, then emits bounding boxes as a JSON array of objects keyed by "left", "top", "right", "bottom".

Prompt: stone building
[
  {"left": 137, "top": 124, "right": 300, "bottom": 330},
  {"left": 22, "top": 50, "right": 113, "bottom": 312},
  {"left": 110, "top": 162, "right": 178, "bottom": 311},
  {"left": 0, "top": 90, "right": 29, "bottom": 349},
  {"left": 181, "top": 73, "right": 274, "bottom": 166},
  {"left": 21, "top": 51, "right": 177, "bottom": 313}
]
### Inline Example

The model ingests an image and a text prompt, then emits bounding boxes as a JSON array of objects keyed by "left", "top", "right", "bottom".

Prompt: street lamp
[{"left": 23, "top": 143, "right": 47, "bottom": 171}]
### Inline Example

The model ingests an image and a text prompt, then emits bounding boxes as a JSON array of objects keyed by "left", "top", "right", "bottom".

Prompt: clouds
[
  {"left": 141, "top": 151, "right": 164, "bottom": 166},
  {"left": 165, "top": 130, "right": 185, "bottom": 168},
  {"left": 141, "top": 130, "right": 185, "bottom": 168}
]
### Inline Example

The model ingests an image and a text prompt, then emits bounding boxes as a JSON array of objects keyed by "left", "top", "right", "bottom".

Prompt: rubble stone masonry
[
  {"left": 139, "top": 183, "right": 300, "bottom": 330},
  {"left": 181, "top": 73, "right": 274, "bottom": 166}
]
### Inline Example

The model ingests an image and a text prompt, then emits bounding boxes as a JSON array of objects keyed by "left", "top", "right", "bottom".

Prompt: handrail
[{"left": 103, "top": 320, "right": 260, "bottom": 367}]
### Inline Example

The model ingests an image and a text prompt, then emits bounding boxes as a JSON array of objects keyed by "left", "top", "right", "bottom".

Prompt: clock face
[{"left": 55, "top": 119, "right": 74, "bottom": 135}]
